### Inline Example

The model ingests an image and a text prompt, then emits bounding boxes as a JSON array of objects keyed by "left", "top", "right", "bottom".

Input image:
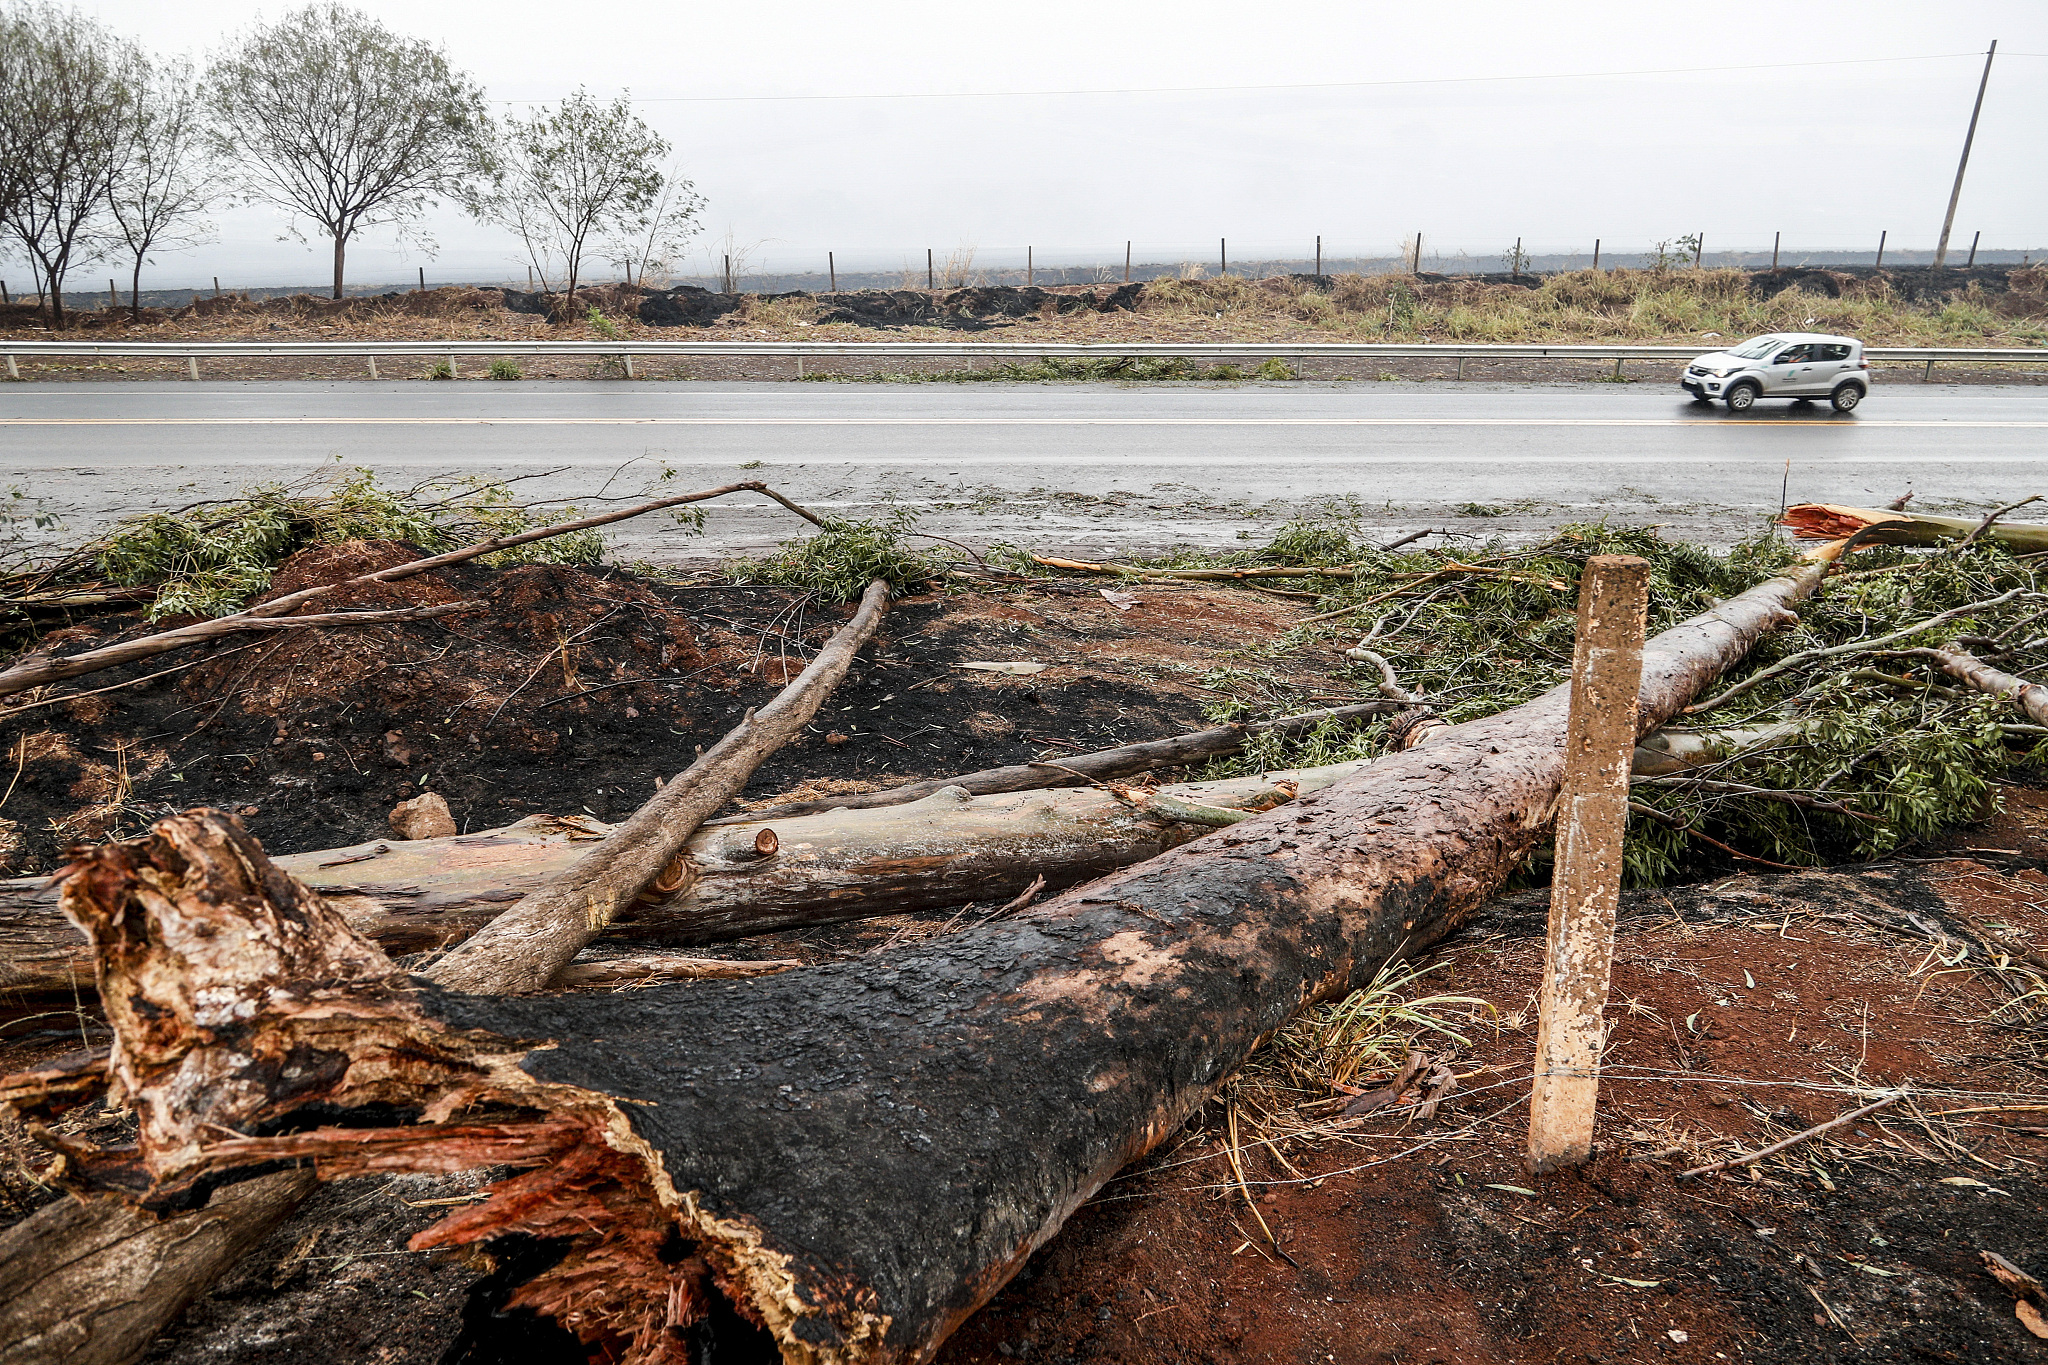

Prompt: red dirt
[{"left": 937, "top": 857, "right": 2048, "bottom": 1365}]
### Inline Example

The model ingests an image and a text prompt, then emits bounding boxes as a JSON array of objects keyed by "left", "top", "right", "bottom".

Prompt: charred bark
[
  {"left": 2, "top": 553, "right": 1837, "bottom": 1365},
  {"left": 0, "top": 1172, "right": 314, "bottom": 1365}
]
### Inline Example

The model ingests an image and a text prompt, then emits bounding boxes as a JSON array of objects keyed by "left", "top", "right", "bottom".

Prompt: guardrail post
[
  {"left": 447, "top": 355, "right": 458, "bottom": 379},
  {"left": 1612, "top": 357, "right": 1623, "bottom": 381},
  {"left": 186, "top": 356, "right": 198, "bottom": 382},
  {"left": 623, "top": 353, "right": 635, "bottom": 379},
  {"left": 1456, "top": 356, "right": 1466, "bottom": 381},
  {"left": 1924, "top": 358, "right": 1935, "bottom": 382},
  {"left": 796, "top": 356, "right": 805, "bottom": 380},
  {"left": 367, "top": 356, "right": 378, "bottom": 380},
  {"left": 4, "top": 354, "right": 17, "bottom": 381}
]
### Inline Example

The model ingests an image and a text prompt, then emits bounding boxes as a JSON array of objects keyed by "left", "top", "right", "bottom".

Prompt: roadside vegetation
[{"left": 1134, "top": 267, "right": 2048, "bottom": 348}]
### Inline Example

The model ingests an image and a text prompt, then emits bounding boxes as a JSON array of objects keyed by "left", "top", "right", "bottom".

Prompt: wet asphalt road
[{"left": 2, "top": 380, "right": 2043, "bottom": 558}]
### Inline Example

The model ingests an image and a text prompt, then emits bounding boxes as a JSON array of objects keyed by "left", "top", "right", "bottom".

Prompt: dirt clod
[{"left": 388, "top": 793, "right": 455, "bottom": 840}]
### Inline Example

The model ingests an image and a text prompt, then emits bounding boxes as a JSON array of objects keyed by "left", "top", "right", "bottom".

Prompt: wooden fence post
[{"left": 1527, "top": 553, "right": 1649, "bottom": 1176}]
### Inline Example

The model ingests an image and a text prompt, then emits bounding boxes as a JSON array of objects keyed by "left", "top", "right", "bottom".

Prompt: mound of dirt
[
  {"left": 176, "top": 287, "right": 507, "bottom": 322},
  {"left": 502, "top": 282, "right": 661, "bottom": 321},
  {"left": 634, "top": 281, "right": 1145, "bottom": 330}
]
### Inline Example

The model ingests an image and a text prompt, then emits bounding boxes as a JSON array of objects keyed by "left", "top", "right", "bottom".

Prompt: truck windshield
[{"left": 1728, "top": 335, "right": 1784, "bottom": 359}]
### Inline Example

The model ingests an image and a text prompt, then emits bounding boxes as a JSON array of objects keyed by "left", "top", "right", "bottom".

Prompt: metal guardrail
[{"left": 3, "top": 338, "right": 2043, "bottom": 381}]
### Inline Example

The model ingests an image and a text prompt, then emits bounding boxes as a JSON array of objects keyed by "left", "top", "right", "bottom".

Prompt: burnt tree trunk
[
  {"left": 0, "top": 1172, "right": 314, "bottom": 1365},
  {"left": 1, "top": 554, "right": 1837, "bottom": 1365}
]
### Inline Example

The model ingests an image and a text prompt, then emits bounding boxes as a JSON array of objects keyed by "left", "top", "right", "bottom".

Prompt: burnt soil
[
  {"left": 0, "top": 541, "right": 1335, "bottom": 881},
  {"left": 1, "top": 548, "right": 2044, "bottom": 1365}
]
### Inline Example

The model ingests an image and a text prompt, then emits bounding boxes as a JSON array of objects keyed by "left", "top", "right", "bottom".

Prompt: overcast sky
[{"left": 28, "top": 0, "right": 2048, "bottom": 289}]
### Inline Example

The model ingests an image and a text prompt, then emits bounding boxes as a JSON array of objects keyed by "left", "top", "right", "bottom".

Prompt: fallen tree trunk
[
  {"left": 0, "top": 1171, "right": 315, "bottom": 1365},
  {"left": 0, "top": 719, "right": 1807, "bottom": 1011},
  {"left": 0, "top": 760, "right": 1364, "bottom": 1007},
  {"left": 0, "top": 572, "right": 884, "bottom": 1365},
  {"left": 1, "top": 549, "right": 1840, "bottom": 1365},
  {"left": 1780, "top": 501, "right": 2048, "bottom": 553},
  {"left": 1898, "top": 644, "right": 2048, "bottom": 724}
]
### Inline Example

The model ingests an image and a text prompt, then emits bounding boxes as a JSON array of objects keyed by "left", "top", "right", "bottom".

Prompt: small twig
[
  {"left": 1627, "top": 800, "right": 1807, "bottom": 871},
  {"left": 1631, "top": 776, "right": 1880, "bottom": 821},
  {"left": 974, "top": 874, "right": 1048, "bottom": 927},
  {"left": 1678, "top": 1089, "right": 1909, "bottom": 1179},
  {"left": 1378, "top": 528, "right": 1448, "bottom": 553},
  {"left": 1688, "top": 588, "right": 2036, "bottom": 714}
]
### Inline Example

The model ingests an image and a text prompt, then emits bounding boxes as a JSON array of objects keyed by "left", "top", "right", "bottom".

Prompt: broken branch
[
  {"left": 1677, "top": 1089, "right": 1909, "bottom": 1180},
  {"left": 426, "top": 578, "right": 891, "bottom": 994}
]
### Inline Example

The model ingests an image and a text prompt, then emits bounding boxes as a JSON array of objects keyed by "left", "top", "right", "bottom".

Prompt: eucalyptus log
[
  {"left": 1780, "top": 502, "right": 2048, "bottom": 553},
  {"left": 427, "top": 577, "right": 891, "bottom": 996},
  {"left": 1, "top": 549, "right": 1838, "bottom": 1365},
  {"left": 0, "top": 762, "right": 1365, "bottom": 1009},
  {"left": 0, "top": 1172, "right": 315, "bottom": 1365}
]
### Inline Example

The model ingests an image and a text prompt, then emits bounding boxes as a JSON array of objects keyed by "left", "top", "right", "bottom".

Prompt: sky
[{"left": 18, "top": 0, "right": 2048, "bottom": 290}]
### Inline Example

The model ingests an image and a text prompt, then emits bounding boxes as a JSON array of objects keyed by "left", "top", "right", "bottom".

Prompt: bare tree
[
  {"left": 605, "top": 163, "right": 706, "bottom": 288},
  {"left": 108, "top": 58, "right": 213, "bottom": 317},
  {"left": 0, "top": 1, "right": 143, "bottom": 329},
  {"left": 488, "top": 89, "right": 689, "bottom": 315},
  {"left": 205, "top": 2, "right": 490, "bottom": 299}
]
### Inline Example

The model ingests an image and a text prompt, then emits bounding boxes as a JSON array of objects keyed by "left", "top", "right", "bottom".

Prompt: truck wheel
[
  {"left": 1830, "top": 384, "right": 1863, "bottom": 412},
  {"left": 1725, "top": 382, "right": 1759, "bottom": 412}
]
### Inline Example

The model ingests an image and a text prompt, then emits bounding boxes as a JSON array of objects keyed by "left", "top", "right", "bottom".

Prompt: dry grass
[
  {"left": 6, "top": 269, "right": 2043, "bottom": 356},
  {"left": 1135, "top": 267, "right": 2048, "bottom": 347}
]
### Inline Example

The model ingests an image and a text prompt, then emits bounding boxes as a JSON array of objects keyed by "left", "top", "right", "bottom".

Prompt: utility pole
[{"left": 1934, "top": 40, "right": 1998, "bottom": 270}]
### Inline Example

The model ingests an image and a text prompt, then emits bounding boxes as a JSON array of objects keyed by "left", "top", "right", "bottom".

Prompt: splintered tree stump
[{"left": 0, "top": 556, "right": 1839, "bottom": 1365}]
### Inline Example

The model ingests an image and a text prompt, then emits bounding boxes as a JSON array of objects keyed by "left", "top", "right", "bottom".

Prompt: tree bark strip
[
  {"left": 427, "top": 577, "right": 892, "bottom": 995},
  {"left": 1, "top": 552, "right": 1837, "bottom": 1365}
]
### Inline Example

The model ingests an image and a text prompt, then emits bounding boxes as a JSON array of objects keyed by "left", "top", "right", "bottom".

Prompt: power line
[{"left": 496, "top": 50, "right": 2033, "bottom": 105}]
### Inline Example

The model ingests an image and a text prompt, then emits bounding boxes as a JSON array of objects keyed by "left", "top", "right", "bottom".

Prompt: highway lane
[{"left": 2, "top": 380, "right": 2043, "bottom": 559}]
